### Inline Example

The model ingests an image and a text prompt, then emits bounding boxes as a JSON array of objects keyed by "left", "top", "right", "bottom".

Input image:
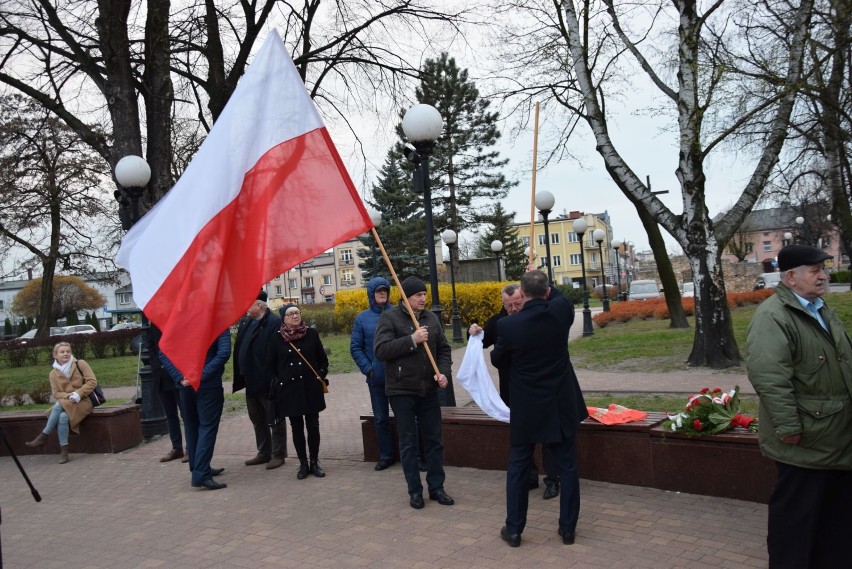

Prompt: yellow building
[{"left": 513, "top": 211, "right": 616, "bottom": 287}]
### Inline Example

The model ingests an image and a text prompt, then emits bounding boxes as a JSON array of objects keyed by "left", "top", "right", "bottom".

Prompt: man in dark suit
[
  {"left": 233, "top": 290, "right": 287, "bottom": 469},
  {"left": 491, "top": 270, "right": 588, "bottom": 547}
]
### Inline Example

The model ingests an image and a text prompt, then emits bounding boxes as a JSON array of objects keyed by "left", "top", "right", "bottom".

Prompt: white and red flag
[{"left": 117, "top": 31, "right": 372, "bottom": 389}]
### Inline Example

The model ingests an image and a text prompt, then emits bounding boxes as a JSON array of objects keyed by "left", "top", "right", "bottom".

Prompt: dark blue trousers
[
  {"left": 389, "top": 392, "right": 445, "bottom": 496},
  {"left": 160, "top": 388, "right": 183, "bottom": 451},
  {"left": 178, "top": 384, "right": 224, "bottom": 485},
  {"left": 368, "top": 383, "right": 394, "bottom": 461},
  {"left": 506, "top": 433, "right": 580, "bottom": 535}
]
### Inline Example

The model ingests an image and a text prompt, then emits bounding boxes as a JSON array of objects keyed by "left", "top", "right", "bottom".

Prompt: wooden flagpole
[
  {"left": 528, "top": 102, "right": 540, "bottom": 266},
  {"left": 371, "top": 227, "right": 441, "bottom": 379}
]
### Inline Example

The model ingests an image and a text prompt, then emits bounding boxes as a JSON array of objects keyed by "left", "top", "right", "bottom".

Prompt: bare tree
[
  {"left": 0, "top": 94, "right": 114, "bottom": 336},
  {"left": 491, "top": 0, "right": 813, "bottom": 368}
]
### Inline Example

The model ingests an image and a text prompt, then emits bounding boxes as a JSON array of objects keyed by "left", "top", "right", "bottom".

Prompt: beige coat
[{"left": 47, "top": 359, "right": 98, "bottom": 434}]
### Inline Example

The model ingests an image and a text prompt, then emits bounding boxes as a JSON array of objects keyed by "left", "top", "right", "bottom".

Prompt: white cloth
[
  {"left": 456, "top": 335, "right": 510, "bottom": 423},
  {"left": 53, "top": 357, "right": 74, "bottom": 379}
]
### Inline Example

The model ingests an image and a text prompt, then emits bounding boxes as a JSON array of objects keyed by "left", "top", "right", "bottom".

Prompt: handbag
[
  {"left": 287, "top": 341, "right": 329, "bottom": 394},
  {"left": 75, "top": 361, "right": 106, "bottom": 407}
]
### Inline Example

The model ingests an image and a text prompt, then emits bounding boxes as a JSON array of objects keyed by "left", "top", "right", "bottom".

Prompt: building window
[
  {"left": 522, "top": 236, "right": 530, "bottom": 246},
  {"left": 763, "top": 241, "right": 771, "bottom": 252},
  {"left": 323, "top": 275, "right": 332, "bottom": 285},
  {"left": 288, "top": 279, "right": 297, "bottom": 289},
  {"left": 341, "top": 249, "right": 353, "bottom": 262},
  {"left": 746, "top": 243, "right": 753, "bottom": 253},
  {"left": 568, "top": 232, "right": 578, "bottom": 243},
  {"left": 538, "top": 234, "right": 546, "bottom": 246},
  {"left": 552, "top": 255, "right": 562, "bottom": 267},
  {"left": 117, "top": 293, "right": 131, "bottom": 305},
  {"left": 304, "top": 277, "right": 314, "bottom": 288},
  {"left": 275, "top": 285, "right": 282, "bottom": 295},
  {"left": 570, "top": 254, "right": 582, "bottom": 265},
  {"left": 551, "top": 233, "right": 559, "bottom": 245},
  {"left": 0, "top": 300, "right": 3, "bottom": 310},
  {"left": 324, "top": 295, "right": 335, "bottom": 303},
  {"left": 341, "top": 269, "right": 354, "bottom": 284}
]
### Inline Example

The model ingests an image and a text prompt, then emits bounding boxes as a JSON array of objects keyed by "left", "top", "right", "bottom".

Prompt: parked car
[
  {"left": 628, "top": 279, "right": 661, "bottom": 301},
  {"left": 682, "top": 282, "right": 695, "bottom": 298},
  {"left": 753, "top": 272, "right": 782, "bottom": 290},
  {"left": 109, "top": 322, "right": 142, "bottom": 332},
  {"left": 61, "top": 324, "right": 97, "bottom": 335}
]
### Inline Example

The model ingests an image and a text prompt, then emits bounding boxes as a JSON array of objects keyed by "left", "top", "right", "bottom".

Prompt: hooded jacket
[
  {"left": 350, "top": 277, "right": 391, "bottom": 387},
  {"left": 747, "top": 283, "right": 852, "bottom": 470}
]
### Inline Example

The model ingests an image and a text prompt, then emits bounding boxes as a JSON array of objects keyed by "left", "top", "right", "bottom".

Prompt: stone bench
[
  {"left": 361, "top": 407, "right": 775, "bottom": 503},
  {"left": 0, "top": 404, "right": 143, "bottom": 456}
]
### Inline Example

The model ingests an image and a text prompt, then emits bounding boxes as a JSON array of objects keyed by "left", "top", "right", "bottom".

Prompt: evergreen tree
[
  {"left": 67, "top": 311, "right": 80, "bottom": 325},
  {"left": 26, "top": 316, "right": 35, "bottom": 330},
  {"left": 91, "top": 313, "right": 101, "bottom": 331},
  {"left": 474, "top": 204, "right": 527, "bottom": 280},
  {"left": 4, "top": 317, "right": 12, "bottom": 336},
  {"left": 397, "top": 53, "right": 517, "bottom": 275},
  {"left": 358, "top": 152, "right": 429, "bottom": 283},
  {"left": 17, "top": 320, "right": 27, "bottom": 335}
]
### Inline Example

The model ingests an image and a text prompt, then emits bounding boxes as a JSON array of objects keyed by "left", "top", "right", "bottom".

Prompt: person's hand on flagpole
[
  {"left": 435, "top": 374, "right": 448, "bottom": 389},
  {"left": 412, "top": 326, "right": 429, "bottom": 344}
]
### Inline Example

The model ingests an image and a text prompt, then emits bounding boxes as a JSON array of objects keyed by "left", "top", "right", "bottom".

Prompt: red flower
[
  {"left": 693, "top": 419, "right": 703, "bottom": 431},
  {"left": 700, "top": 387, "right": 710, "bottom": 394},
  {"left": 731, "top": 414, "right": 754, "bottom": 429},
  {"left": 712, "top": 387, "right": 722, "bottom": 394}
]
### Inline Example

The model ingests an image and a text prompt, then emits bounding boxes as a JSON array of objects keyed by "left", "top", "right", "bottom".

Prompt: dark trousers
[
  {"left": 389, "top": 392, "right": 445, "bottom": 496},
  {"left": 506, "top": 433, "right": 580, "bottom": 535},
  {"left": 368, "top": 383, "right": 394, "bottom": 461},
  {"left": 178, "top": 384, "right": 224, "bottom": 485},
  {"left": 529, "top": 444, "right": 559, "bottom": 484},
  {"left": 160, "top": 388, "right": 183, "bottom": 451},
  {"left": 768, "top": 462, "right": 852, "bottom": 568},
  {"left": 289, "top": 413, "right": 320, "bottom": 462},
  {"left": 246, "top": 396, "right": 288, "bottom": 459}
]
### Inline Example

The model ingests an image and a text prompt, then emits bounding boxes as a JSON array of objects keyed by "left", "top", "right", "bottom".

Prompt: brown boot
[
  {"left": 58, "top": 446, "right": 69, "bottom": 464},
  {"left": 25, "top": 432, "right": 48, "bottom": 448}
]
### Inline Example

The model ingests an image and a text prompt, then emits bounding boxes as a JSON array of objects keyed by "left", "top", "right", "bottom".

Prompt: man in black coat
[
  {"left": 491, "top": 270, "right": 588, "bottom": 547},
  {"left": 233, "top": 290, "right": 287, "bottom": 469}
]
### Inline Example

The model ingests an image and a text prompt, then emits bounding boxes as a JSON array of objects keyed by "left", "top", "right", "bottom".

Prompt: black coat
[
  {"left": 146, "top": 323, "right": 174, "bottom": 393},
  {"left": 266, "top": 328, "right": 328, "bottom": 417},
  {"left": 491, "top": 295, "right": 587, "bottom": 445},
  {"left": 233, "top": 309, "right": 281, "bottom": 398},
  {"left": 481, "top": 308, "right": 510, "bottom": 406}
]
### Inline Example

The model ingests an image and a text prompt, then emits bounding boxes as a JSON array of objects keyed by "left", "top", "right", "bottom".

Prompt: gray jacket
[{"left": 373, "top": 303, "right": 452, "bottom": 398}]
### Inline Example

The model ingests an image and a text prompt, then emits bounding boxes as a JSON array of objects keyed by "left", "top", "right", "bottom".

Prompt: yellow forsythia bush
[{"left": 335, "top": 281, "right": 508, "bottom": 333}]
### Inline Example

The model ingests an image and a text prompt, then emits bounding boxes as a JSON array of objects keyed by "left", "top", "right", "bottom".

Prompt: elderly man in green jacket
[{"left": 747, "top": 244, "right": 852, "bottom": 569}]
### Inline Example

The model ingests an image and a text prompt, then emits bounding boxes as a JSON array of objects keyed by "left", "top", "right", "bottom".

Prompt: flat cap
[{"left": 777, "top": 244, "right": 832, "bottom": 272}]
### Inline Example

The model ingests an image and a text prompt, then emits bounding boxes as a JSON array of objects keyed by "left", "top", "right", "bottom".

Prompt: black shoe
[
  {"left": 210, "top": 467, "right": 224, "bottom": 477},
  {"left": 409, "top": 492, "right": 425, "bottom": 509},
  {"left": 310, "top": 460, "right": 326, "bottom": 478},
  {"left": 543, "top": 480, "right": 559, "bottom": 500},
  {"left": 428, "top": 489, "right": 455, "bottom": 506},
  {"left": 297, "top": 461, "right": 310, "bottom": 480},
  {"left": 192, "top": 478, "right": 227, "bottom": 490},
  {"left": 500, "top": 526, "right": 521, "bottom": 547},
  {"left": 374, "top": 459, "right": 394, "bottom": 471},
  {"left": 558, "top": 528, "right": 575, "bottom": 545}
]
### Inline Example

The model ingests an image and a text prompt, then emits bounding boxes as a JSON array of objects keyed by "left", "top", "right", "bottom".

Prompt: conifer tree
[{"left": 474, "top": 204, "right": 527, "bottom": 280}]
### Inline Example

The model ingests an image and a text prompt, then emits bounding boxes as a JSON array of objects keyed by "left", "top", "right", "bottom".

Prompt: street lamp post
[
  {"left": 535, "top": 191, "right": 556, "bottom": 284},
  {"left": 593, "top": 228, "right": 610, "bottom": 312},
  {"left": 573, "top": 219, "right": 594, "bottom": 336},
  {"left": 367, "top": 208, "right": 382, "bottom": 274},
  {"left": 114, "top": 156, "right": 167, "bottom": 440},
  {"left": 402, "top": 103, "right": 455, "bottom": 406},
  {"left": 491, "top": 240, "right": 503, "bottom": 281},
  {"left": 612, "top": 239, "right": 623, "bottom": 302},
  {"left": 795, "top": 216, "right": 805, "bottom": 245},
  {"left": 441, "top": 230, "right": 463, "bottom": 343}
]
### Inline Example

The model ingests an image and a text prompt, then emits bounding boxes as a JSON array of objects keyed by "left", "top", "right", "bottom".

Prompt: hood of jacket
[{"left": 366, "top": 277, "right": 391, "bottom": 313}]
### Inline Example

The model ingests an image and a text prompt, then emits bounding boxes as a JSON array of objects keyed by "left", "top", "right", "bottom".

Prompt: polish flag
[{"left": 117, "top": 31, "right": 372, "bottom": 388}]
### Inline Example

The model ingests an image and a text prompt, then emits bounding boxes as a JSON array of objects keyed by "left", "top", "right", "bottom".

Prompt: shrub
[
  {"left": 8, "top": 387, "right": 27, "bottom": 406},
  {"left": 29, "top": 380, "right": 52, "bottom": 404},
  {"left": 89, "top": 333, "right": 112, "bottom": 359},
  {"left": 830, "top": 270, "right": 849, "bottom": 283},
  {"left": 4, "top": 344, "right": 36, "bottom": 367}
]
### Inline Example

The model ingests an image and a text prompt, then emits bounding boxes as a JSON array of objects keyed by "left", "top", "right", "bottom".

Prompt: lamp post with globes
[
  {"left": 367, "top": 208, "right": 382, "bottom": 274},
  {"left": 114, "top": 155, "right": 168, "bottom": 440},
  {"left": 441, "top": 230, "right": 463, "bottom": 343},
  {"left": 593, "top": 228, "right": 610, "bottom": 312},
  {"left": 572, "top": 219, "right": 594, "bottom": 336},
  {"left": 612, "top": 239, "right": 623, "bottom": 302},
  {"left": 535, "top": 190, "right": 556, "bottom": 284},
  {"left": 402, "top": 104, "right": 443, "bottom": 323},
  {"left": 401, "top": 103, "right": 455, "bottom": 406},
  {"left": 491, "top": 240, "right": 503, "bottom": 281}
]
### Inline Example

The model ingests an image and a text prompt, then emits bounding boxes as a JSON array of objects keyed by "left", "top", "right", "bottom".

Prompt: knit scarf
[
  {"left": 279, "top": 321, "right": 307, "bottom": 342},
  {"left": 53, "top": 357, "right": 75, "bottom": 379}
]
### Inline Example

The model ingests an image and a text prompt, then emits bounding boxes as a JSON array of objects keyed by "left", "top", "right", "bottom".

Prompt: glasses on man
[{"left": 285, "top": 310, "right": 301, "bottom": 317}]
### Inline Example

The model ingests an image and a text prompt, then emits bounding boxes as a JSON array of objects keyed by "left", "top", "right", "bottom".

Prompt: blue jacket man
[
  {"left": 350, "top": 277, "right": 395, "bottom": 470},
  {"left": 160, "top": 329, "right": 232, "bottom": 490}
]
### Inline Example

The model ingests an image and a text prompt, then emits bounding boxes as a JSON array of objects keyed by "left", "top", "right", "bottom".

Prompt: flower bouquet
[{"left": 663, "top": 386, "right": 757, "bottom": 437}]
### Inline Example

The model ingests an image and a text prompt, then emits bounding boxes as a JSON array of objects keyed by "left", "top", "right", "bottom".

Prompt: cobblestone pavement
[{"left": 1, "top": 331, "right": 766, "bottom": 568}]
